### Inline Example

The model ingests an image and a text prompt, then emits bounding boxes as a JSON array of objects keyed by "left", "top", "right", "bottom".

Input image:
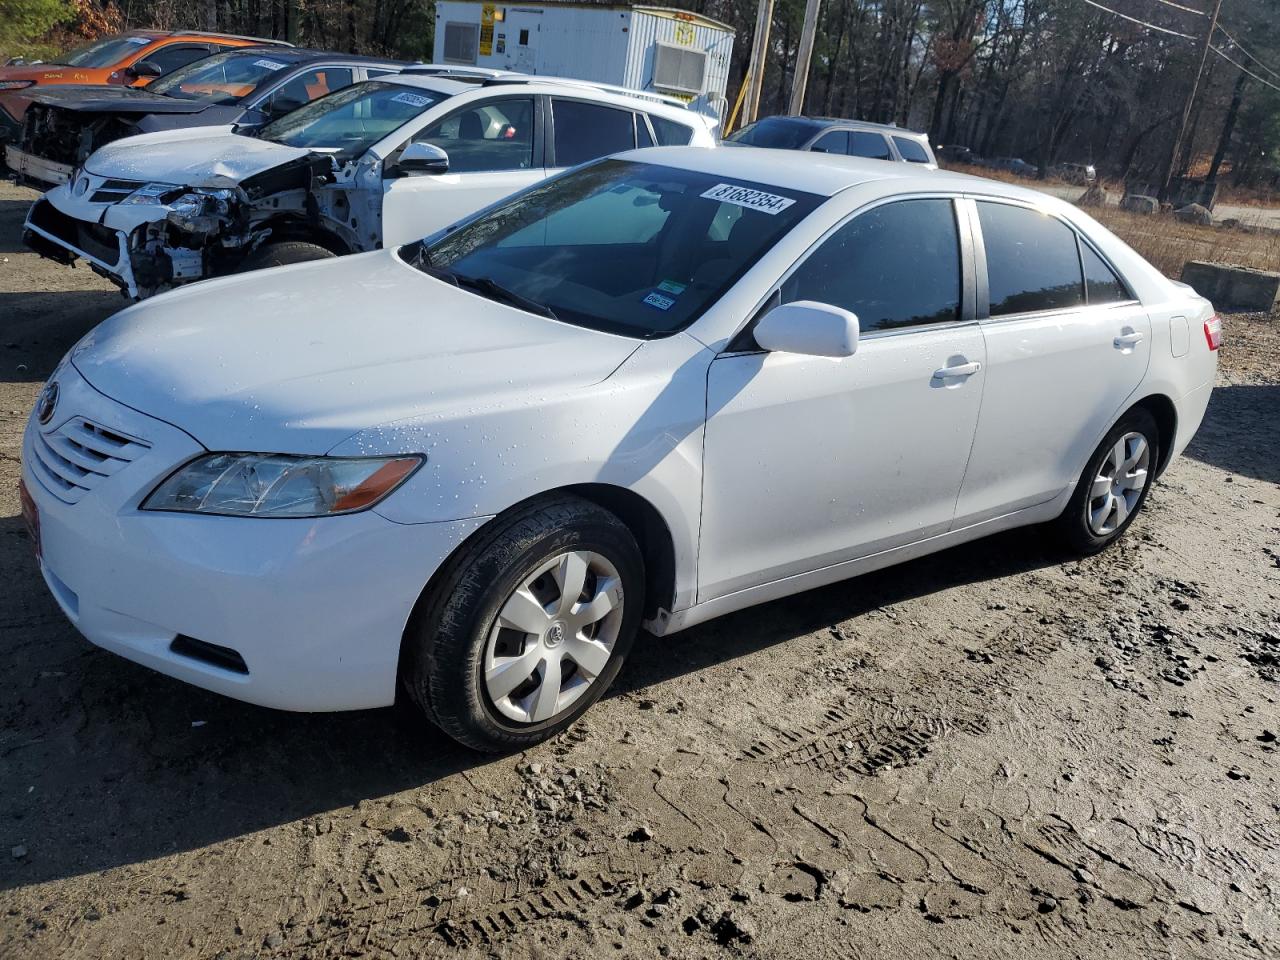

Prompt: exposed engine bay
[{"left": 21, "top": 104, "right": 141, "bottom": 169}]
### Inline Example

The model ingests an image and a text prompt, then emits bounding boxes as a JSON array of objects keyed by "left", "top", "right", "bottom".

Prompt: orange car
[{"left": 0, "top": 30, "right": 289, "bottom": 154}]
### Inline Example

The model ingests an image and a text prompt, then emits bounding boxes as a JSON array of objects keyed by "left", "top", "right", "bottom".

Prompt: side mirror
[
  {"left": 127, "top": 60, "right": 163, "bottom": 79},
  {"left": 753, "top": 300, "right": 860, "bottom": 358},
  {"left": 398, "top": 142, "right": 449, "bottom": 175}
]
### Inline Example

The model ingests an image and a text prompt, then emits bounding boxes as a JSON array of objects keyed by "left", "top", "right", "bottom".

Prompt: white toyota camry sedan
[{"left": 20, "top": 147, "right": 1219, "bottom": 751}]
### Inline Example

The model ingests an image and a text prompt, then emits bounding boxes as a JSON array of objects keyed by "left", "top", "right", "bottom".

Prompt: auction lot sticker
[{"left": 701, "top": 183, "right": 796, "bottom": 215}]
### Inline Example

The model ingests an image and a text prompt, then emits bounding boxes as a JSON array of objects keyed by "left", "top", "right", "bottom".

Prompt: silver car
[{"left": 725, "top": 115, "right": 936, "bottom": 168}]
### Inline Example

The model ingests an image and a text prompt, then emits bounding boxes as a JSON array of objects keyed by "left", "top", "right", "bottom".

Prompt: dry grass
[{"left": 1088, "top": 206, "right": 1280, "bottom": 279}]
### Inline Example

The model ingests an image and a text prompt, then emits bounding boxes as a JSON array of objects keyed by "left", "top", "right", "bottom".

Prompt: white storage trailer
[{"left": 432, "top": 1, "right": 734, "bottom": 119}]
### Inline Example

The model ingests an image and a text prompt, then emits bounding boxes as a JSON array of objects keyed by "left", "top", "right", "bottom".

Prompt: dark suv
[{"left": 725, "top": 115, "right": 936, "bottom": 168}]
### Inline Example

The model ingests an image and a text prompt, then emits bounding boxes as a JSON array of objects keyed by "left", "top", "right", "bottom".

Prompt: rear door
[
  {"left": 952, "top": 197, "right": 1152, "bottom": 525},
  {"left": 380, "top": 94, "right": 544, "bottom": 245}
]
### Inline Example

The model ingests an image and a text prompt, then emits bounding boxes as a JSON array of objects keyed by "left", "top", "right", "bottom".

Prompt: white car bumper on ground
[
  {"left": 5, "top": 143, "right": 73, "bottom": 185},
  {"left": 21, "top": 362, "right": 487, "bottom": 711}
]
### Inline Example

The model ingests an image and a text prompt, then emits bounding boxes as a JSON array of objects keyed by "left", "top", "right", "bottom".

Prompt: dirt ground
[{"left": 0, "top": 177, "right": 1278, "bottom": 960}]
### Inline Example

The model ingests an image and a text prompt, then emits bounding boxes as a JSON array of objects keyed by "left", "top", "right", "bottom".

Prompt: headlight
[
  {"left": 120, "top": 182, "right": 181, "bottom": 205},
  {"left": 143, "top": 453, "right": 423, "bottom": 518},
  {"left": 0, "top": 80, "right": 34, "bottom": 91},
  {"left": 166, "top": 188, "right": 234, "bottom": 229}
]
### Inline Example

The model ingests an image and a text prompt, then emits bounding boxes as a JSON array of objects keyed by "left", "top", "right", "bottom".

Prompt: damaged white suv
[{"left": 22, "top": 70, "right": 715, "bottom": 298}]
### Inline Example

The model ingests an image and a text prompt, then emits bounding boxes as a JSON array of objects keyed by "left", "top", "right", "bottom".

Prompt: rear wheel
[
  {"left": 238, "top": 241, "right": 335, "bottom": 273},
  {"left": 1054, "top": 408, "right": 1159, "bottom": 555},
  {"left": 402, "top": 495, "right": 645, "bottom": 753}
]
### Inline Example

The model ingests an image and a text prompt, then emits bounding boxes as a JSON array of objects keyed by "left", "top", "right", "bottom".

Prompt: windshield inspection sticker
[
  {"left": 253, "top": 59, "right": 287, "bottom": 70},
  {"left": 657, "top": 279, "right": 687, "bottom": 295},
  {"left": 701, "top": 183, "right": 796, "bottom": 215},
  {"left": 643, "top": 292, "right": 676, "bottom": 311},
  {"left": 126, "top": 36, "right": 151, "bottom": 44},
  {"left": 391, "top": 91, "right": 432, "bottom": 108}
]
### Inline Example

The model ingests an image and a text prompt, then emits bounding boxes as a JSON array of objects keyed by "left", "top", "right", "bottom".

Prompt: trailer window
[{"left": 443, "top": 22, "right": 479, "bottom": 64}]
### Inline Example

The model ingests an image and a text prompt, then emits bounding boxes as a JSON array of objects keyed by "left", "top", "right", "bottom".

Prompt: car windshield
[
  {"left": 58, "top": 35, "right": 154, "bottom": 68},
  {"left": 407, "top": 159, "right": 823, "bottom": 339},
  {"left": 258, "top": 81, "right": 444, "bottom": 155},
  {"left": 726, "top": 117, "right": 822, "bottom": 149},
  {"left": 150, "top": 50, "right": 292, "bottom": 104}
]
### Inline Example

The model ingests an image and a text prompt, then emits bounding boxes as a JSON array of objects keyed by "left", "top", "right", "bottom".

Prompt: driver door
[
  {"left": 698, "top": 197, "right": 986, "bottom": 602},
  {"left": 380, "top": 95, "right": 545, "bottom": 246}
]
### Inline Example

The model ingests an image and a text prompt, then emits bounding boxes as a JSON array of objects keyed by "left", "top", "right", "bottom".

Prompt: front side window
[
  {"left": 553, "top": 99, "right": 635, "bottom": 167},
  {"left": 415, "top": 97, "right": 534, "bottom": 172},
  {"left": 258, "top": 81, "right": 446, "bottom": 156},
  {"left": 847, "top": 130, "right": 892, "bottom": 160},
  {"left": 782, "top": 198, "right": 962, "bottom": 332},
  {"left": 151, "top": 49, "right": 293, "bottom": 104},
  {"left": 810, "top": 131, "right": 847, "bottom": 154},
  {"left": 140, "top": 44, "right": 212, "bottom": 75},
  {"left": 410, "top": 159, "right": 822, "bottom": 338},
  {"left": 893, "top": 136, "right": 933, "bottom": 163},
  {"left": 260, "top": 67, "right": 355, "bottom": 117},
  {"left": 977, "top": 201, "right": 1085, "bottom": 316}
]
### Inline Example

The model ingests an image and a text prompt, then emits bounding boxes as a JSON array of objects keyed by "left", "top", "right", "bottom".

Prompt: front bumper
[
  {"left": 21, "top": 363, "right": 488, "bottom": 712},
  {"left": 24, "top": 195, "right": 138, "bottom": 297},
  {"left": 4, "top": 144, "right": 72, "bottom": 185}
]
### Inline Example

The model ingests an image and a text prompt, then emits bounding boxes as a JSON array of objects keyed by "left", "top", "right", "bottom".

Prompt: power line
[
  {"left": 1149, "top": 0, "right": 1208, "bottom": 16},
  {"left": 1210, "top": 43, "right": 1280, "bottom": 93},
  {"left": 1215, "top": 22, "right": 1280, "bottom": 82},
  {"left": 1078, "top": 0, "right": 1198, "bottom": 40}
]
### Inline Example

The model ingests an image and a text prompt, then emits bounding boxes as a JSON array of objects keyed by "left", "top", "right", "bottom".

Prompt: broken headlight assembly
[{"left": 166, "top": 188, "right": 236, "bottom": 233}]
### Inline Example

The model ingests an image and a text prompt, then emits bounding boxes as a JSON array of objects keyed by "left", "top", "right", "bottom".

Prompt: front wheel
[
  {"left": 1054, "top": 408, "right": 1159, "bottom": 555},
  {"left": 238, "top": 240, "right": 335, "bottom": 274},
  {"left": 402, "top": 495, "right": 645, "bottom": 753}
]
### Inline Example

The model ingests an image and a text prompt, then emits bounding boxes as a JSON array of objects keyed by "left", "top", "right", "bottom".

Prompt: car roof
[
  {"left": 381, "top": 73, "right": 706, "bottom": 123},
  {"left": 615, "top": 145, "right": 1057, "bottom": 201},
  {"left": 213, "top": 45, "right": 403, "bottom": 66}
]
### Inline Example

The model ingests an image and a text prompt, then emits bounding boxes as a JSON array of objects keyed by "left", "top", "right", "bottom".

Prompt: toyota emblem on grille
[{"left": 36, "top": 381, "right": 59, "bottom": 425}]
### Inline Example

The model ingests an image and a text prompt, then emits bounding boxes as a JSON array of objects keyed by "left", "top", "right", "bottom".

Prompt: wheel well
[
  {"left": 258, "top": 218, "right": 352, "bottom": 256},
  {"left": 1130, "top": 394, "right": 1178, "bottom": 477},
  {"left": 562, "top": 484, "right": 677, "bottom": 619}
]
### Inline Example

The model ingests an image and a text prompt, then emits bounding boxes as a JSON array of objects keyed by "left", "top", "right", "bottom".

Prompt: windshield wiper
[{"left": 454, "top": 273, "right": 559, "bottom": 321}]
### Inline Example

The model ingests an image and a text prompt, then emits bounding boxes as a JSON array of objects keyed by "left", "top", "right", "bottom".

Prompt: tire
[
  {"left": 1054, "top": 408, "right": 1160, "bottom": 556},
  {"left": 402, "top": 495, "right": 645, "bottom": 753},
  {"left": 238, "top": 241, "right": 335, "bottom": 274}
]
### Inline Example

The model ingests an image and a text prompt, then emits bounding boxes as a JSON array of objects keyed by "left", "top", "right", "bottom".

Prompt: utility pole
[
  {"left": 788, "top": 0, "right": 822, "bottom": 115},
  {"left": 744, "top": 0, "right": 775, "bottom": 125},
  {"left": 1159, "top": 0, "right": 1223, "bottom": 202}
]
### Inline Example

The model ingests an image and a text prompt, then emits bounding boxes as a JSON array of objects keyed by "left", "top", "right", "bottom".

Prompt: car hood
[
  {"left": 70, "top": 250, "right": 642, "bottom": 454},
  {"left": 27, "top": 84, "right": 212, "bottom": 115},
  {"left": 0, "top": 64, "right": 92, "bottom": 83},
  {"left": 83, "top": 129, "right": 311, "bottom": 184}
]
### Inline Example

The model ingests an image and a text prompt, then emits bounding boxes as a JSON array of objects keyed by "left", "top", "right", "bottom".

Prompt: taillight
[{"left": 1203, "top": 315, "right": 1221, "bottom": 351}]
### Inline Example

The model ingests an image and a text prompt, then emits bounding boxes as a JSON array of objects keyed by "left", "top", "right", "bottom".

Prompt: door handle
[
  {"left": 932, "top": 360, "right": 982, "bottom": 379},
  {"left": 1113, "top": 332, "right": 1145, "bottom": 347}
]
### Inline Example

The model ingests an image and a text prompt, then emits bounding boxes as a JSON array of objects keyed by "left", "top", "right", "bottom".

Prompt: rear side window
[
  {"left": 893, "top": 136, "right": 932, "bottom": 164},
  {"left": 553, "top": 99, "right": 635, "bottom": 166},
  {"left": 810, "top": 131, "right": 847, "bottom": 154},
  {"left": 978, "top": 201, "right": 1085, "bottom": 316},
  {"left": 847, "top": 130, "right": 891, "bottom": 160},
  {"left": 1081, "top": 243, "right": 1130, "bottom": 304},
  {"left": 782, "top": 198, "right": 962, "bottom": 332},
  {"left": 649, "top": 114, "right": 695, "bottom": 146}
]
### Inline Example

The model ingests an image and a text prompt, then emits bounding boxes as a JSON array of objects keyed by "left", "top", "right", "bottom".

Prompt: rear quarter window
[
  {"left": 892, "top": 136, "right": 933, "bottom": 164},
  {"left": 649, "top": 114, "right": 695, "bottom": 146}
]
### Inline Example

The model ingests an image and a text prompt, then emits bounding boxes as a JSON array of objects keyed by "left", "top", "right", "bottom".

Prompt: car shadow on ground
[
  {"left": 1182, "top": 383, "right": 1280, "bottom": 485},
  {"left": 0, "top": 289, "right": 121, "bottom": 382},
  {"left": 0, "top": 197, "right": 37, "bottom": 255},
  {"left": 0, "top": 508, "right": 1065, "bottom": 892}
]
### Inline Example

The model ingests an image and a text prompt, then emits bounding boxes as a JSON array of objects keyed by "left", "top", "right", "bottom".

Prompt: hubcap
[
  {"left": 1087, "top": 431, "right": 1150, "bottom": 536},
  {"left": 484, "top": 550, "right": 624, "bottom": 724}
]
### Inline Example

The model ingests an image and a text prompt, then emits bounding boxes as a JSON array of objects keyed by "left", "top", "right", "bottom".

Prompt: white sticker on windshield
[
  {"left": 700, "top": 183, "right": 796, "bottom": 215},
  {"left": 391, "top": 91, "right": 432, "bottom": 108},
  {"left": 126, "top": 37, "right": 151, "bottom": 45},
  {"left": 254, "top": 59, "right": 287, "bottom": 70}
]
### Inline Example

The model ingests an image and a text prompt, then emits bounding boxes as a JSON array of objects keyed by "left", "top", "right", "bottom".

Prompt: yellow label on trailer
[
  {"left": 674, "top": 22, "right": 695, "bottom": 46},
  {"left": 480, "top": 4, "right": 496, "bottom": 56}
]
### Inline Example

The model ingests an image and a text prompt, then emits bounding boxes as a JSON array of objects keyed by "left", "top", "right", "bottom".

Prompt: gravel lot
[{"left": 1, "top": 177, "right": 1278, "bottom": 960}]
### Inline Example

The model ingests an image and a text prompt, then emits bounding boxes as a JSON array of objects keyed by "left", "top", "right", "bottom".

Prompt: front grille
[
  {"left": 28, "top": 199, "right": 122, "bottom": 267},
  {"left": 30, "top": 418, "right": 150, "bottom": 504},
  {"left": 90, "top": 179, "right": 143, "bottom": 203}
]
